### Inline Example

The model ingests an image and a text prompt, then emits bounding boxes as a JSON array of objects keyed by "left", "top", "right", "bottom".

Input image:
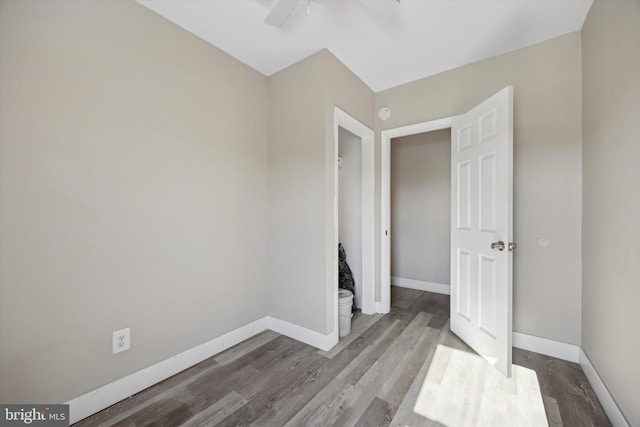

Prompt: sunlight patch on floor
[{"left": 413, "top": 344, "right": 548, "bottom": 427}]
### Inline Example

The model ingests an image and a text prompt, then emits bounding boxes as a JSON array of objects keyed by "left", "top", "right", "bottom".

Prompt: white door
[{"left": 450, "top": 86, "right": 514, "bottom": 377}]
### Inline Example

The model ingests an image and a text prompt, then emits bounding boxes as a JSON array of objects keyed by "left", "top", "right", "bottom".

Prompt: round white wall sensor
[{"left": 378, "top": 107, "right": 391, "bottom": 120}]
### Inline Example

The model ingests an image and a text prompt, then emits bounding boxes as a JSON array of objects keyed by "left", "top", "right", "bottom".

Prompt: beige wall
[
  {"left": 376, "top": 32, "right": 583, "bottom": 345},
  {"left": 391, "top": 129, "right": 451, "bottom": 284},
  {"left": 0, "top": 0, "right": 268, "bottom": 404},
  {"left": 582, "top": 1, "right": 640, "bottom": 425},
  {"left": 268, "top": 50, "right": 374, "bottom": 334},
  {"left": 267, "top": 52, "right": 327, "bottom": 332}
]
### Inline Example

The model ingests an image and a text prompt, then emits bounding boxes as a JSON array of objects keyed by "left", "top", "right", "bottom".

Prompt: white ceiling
[{"left": 137, "top": 0, "right": 592, "bottom": 92}]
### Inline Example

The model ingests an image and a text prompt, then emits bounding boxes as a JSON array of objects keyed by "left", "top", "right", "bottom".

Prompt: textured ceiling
[{"left": 137, "top": 0, "right": 592, "bottom": 92}]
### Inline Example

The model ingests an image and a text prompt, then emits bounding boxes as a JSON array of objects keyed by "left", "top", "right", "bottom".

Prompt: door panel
[
  {"left": 457, "top": 161, "right": 472, "bottom": 230},
  {"left": 450, "top": 86, "right": 513, "bottom": 377},
  {"left": 456, "top": 248, "right": 472, "bottom": 320},
  {"left": 479, "top": 253, "right": 497, "bottom": 338}
]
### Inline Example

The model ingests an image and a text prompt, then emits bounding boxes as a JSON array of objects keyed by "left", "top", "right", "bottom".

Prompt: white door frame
[
  {"left": 334, "top": 107, "right": 376, "bottom": 327},
  {"left": 379, "top": 117, "right": 454, "bottom": 313}
]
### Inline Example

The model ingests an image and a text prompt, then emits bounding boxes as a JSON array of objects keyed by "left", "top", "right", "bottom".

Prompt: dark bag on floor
[{"left": 338, "top": 243, "right": 356, "bottom": 311}]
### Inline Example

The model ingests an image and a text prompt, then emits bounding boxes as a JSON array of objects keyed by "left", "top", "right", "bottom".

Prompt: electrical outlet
[{"left": 112, "top": 327, "right": 130, "bottom": 354}]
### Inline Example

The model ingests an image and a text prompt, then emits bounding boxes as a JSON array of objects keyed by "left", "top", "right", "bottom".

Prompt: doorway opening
[
  {"left": 380, "top": 117, "right": 453, "bottom": 313},
  {"left": 390, "top": 128, "right": 452, "bottom": 301}
]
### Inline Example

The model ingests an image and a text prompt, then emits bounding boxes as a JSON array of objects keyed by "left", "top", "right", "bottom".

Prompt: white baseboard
[
  {"left": 391, "top": 276, "right": 450, "bottom": 295},
  {"left": 68, "top": 314, "right": 625, "bottom": 426},
  {"left": 579, "top": 348, "right": 630, "bottom": 427},
  {"left": 66, "top": 316, "right": 337, "bottom": 424},
  {"left": 267, "top": 316, "right": 337, "bottom": 352},
  {"left": 67, "top": 317, "right": 268, "bottom": 424},
  {"left": 512, "top": 332, "right": 580, "bottom": 363}
]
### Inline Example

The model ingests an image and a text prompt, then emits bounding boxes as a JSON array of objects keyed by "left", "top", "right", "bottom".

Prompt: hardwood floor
[{"left": 77, "top": 287, "right": 611, "bottom": 426}]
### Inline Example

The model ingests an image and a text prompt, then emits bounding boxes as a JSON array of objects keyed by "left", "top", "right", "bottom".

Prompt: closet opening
[
  {"left": 338, "top": 127, "right": 363, "bottom": 310},
  {"left": 332, "top": 107, "right": 375, "bottom": 344}
]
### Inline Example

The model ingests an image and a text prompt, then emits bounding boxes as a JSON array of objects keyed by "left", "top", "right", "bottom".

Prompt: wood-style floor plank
[
  {"left": 76, "top": 287, "right": 612, "bottom": 427},
  {"left": 180, "top": 392, "right": 247, "bottom": 427},
  {"left": 389, "top": 321, "right": 449, "bottom": 427},
  {"left": 337, "top": 319, "right": 405, "bottom": 385},
  {"left": 213, "top": 330, "right": 279, "bottom": 366},
  {"left": 317, "top": 312, "right": 383, "bottom": 359},
  {"left": 542, "top": 395, "right": 563, "bottom": 427},
  {"left": 354, "top": 397, "right": 396, "bottom": 427},
  {"left": 377, "top": 324, "right": 440, "bottom": 408},
  {"left": 320, "top": 312, "right": 434, "bottom": 426}
]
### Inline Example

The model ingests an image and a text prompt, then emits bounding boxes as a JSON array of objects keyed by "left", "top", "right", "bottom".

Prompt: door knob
[
  {"left": 491, "top": 241, "right": 505, "bottom": 251},
  {"left": 508, "top": 242, "right": 517, "bottom": 251}
]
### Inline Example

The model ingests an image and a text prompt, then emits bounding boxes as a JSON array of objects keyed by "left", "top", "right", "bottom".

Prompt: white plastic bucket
[{"left": 338, "top": 289, "right": 353, "bottom": 337}]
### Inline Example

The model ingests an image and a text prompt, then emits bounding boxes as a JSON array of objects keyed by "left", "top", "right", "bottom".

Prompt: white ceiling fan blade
[{"left": 265, "top": 0, "right": 301, "bottom": 28}]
